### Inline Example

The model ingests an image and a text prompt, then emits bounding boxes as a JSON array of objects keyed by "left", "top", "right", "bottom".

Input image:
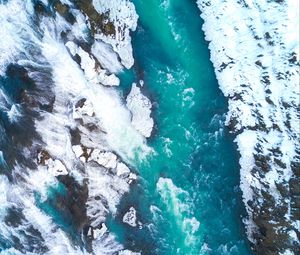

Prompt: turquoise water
[{"left": 110, "top": 1, "right": 252, "bottom": 254}]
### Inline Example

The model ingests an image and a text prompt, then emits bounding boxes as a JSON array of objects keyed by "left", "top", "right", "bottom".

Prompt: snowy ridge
[{"left": 197, "top": 0, "right": 299, "bottom": 254}]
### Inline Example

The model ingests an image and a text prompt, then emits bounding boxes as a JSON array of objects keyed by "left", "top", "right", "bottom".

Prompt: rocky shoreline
[{"left": 197, "top": 0, "right": 299, "bottom": 254}]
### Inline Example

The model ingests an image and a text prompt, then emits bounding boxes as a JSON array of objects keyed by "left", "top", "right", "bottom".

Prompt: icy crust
[
  {"left": 92, "top": 0, "right": 138, "bottom": 69},
  {"left": 197, "top": 0, "right": 300, "bottom": 254},
  {"left": 0, "top": 0, "right": 145, "bottom": 254},
  {"left": 126, "top": 82, "right": 154, "bottom": 138}
]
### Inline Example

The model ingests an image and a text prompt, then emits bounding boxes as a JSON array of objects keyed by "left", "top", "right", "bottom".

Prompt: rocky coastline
[{"left": 197, "top": 1, "right": 300, "bottom": 254}]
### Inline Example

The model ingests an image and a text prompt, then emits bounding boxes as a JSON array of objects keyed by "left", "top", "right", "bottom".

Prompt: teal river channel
[{"left": 108, "top": 0, "right": 253, "bottom": 255}]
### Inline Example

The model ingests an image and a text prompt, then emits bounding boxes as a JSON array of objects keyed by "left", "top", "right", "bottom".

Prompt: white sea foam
[
  {"left": 0, "top": 172, "right": 86, "bottom": 255},
  {"left": 86, "top": 163, "right": 130, "bottom": 225},
  {"left": 7, "top": 104, "right": 22, "bottom": 123},
  {"left": 0, "top": 175, "right": 10, "bottom": 217},
  {"left": 156, "top": 178, "right": 200, "bottom": 248},
  {"left": 35, "top": 8, "right": 145, "bottom": 254},
  {"left": 40, "top": 16, "right": 150, "bottom": 162},
  {"left": 0, "top": 0, "right": 34, "bottom": 75},
  {"left": 182, "top": 88, "right": 195, "bottom": 108}
]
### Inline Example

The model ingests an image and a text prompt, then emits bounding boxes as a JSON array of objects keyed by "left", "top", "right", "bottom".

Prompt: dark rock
[
  {"left": 254, "top": 154, "right": 270, "bottom": 172},
  {"left": 75, "top": 98, "right": 87, "bottom": 108},
  {"left": 37, "top": 149, "right": 51, "bottom": 165},
  {"left": 274, "top": 158, "right": 286, "bottom": 169},
  {"left": 56, "top": 175, "right": 89, "bottom": 231},
  {"left": 72, "top": 0, "right": 115, "bottom": 36}
]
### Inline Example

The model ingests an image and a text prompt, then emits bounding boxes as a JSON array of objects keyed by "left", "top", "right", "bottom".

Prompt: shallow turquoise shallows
[{"left": 109, "top": 1, "right": 253, "bottom": 255}]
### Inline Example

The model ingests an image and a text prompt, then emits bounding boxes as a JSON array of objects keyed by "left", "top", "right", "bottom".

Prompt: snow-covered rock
[
  {"left": 91, "top": 40, "right": 123, "bottom": 74},
  {"left": 72, "top": 145, "right": 92, "bottom": 162},
  {"left": 66, "top": 41, "right": 120, "bottom": 86},
  {"left": 72, "top": 145, "right": 84, "bottom": 158},
  {"left": 73, "top": 98, "right": 94, "bottom": 119},
  {"left": 98, "top": 70, "right": 120, "bottom": 86},
  {"left": 116, "top": 162, "right": 131, "bottom": 176},
  {"left": 126, "top": 83, "right": 154, "bottom": 138},
  {"left": 118, "top": 250, "right": 141, "bottom": 255},
  {"left": 37, "top": 151, "right": 68, "bottom": 176},
  {"left": 123, "top": 207, "right": 137, "bottom": 227},
  {"left": 94, "top": 223, "right": 108, "bottom": 239},
  {"left": 89, "top": 149, "right": 118, "bottom": 169},
  {"left": 92, "top": 0, "right": 138, "bottom": 69},
  {"left": 47, "top": 158, "right": 68, "bottom": 176},
  {"left": 0, "top": 0, "right": 143, "bottom": 254},
  {"left": 128, "top": 173, "right": 137, "bottom": 184}
]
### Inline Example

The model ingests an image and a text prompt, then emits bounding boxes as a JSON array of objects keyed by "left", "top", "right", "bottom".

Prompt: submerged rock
[{"left": 0, "top": 0, "right": 145, "bottom": 254}]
